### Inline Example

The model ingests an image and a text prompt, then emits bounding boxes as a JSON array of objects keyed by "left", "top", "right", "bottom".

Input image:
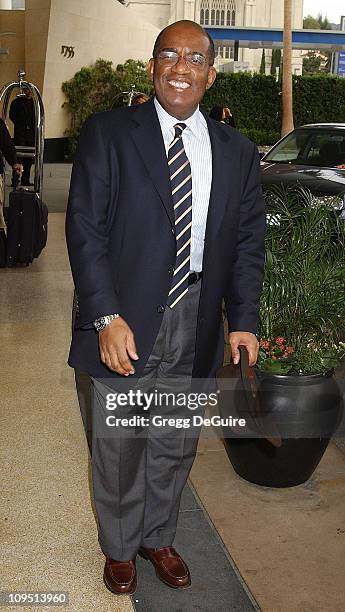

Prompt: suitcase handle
[{"left": 12, "top": 171, "right": 21, "bottom": 192}]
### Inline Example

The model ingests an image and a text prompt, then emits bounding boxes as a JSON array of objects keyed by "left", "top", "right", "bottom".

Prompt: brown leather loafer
[
  {"left": 103, "top": 557, "right": 137, "bottom": 595},
  {"left": 139, "top": 546, "right": 191, "bottom": 589}
]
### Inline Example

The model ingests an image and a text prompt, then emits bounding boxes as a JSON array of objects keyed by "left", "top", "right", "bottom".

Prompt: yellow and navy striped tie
[{"left": 167, "top": 123, "right": 192, "bottom": 309}]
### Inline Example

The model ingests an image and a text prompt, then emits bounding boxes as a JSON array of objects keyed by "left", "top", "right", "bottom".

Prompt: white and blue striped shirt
[{"left": 154, "top": 97, "right": 212, "bottom": 273}]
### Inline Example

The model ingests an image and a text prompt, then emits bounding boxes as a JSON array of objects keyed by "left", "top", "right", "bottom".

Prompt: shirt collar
[{"left": 154, "top": 96, "right": 206, "bottom": 141}]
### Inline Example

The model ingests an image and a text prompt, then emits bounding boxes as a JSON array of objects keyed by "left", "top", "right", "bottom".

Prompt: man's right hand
[
  {"left": 13, "top": 163, "right": 23, "bottom": 174},
  {"left": 99, "top": 317, "right": 139, "bottom": 375}
]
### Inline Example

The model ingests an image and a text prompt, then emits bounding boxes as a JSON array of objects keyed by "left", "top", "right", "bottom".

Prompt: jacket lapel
[
  {"left": 129, "top": 101, "right": 238, "bottom": 238},
  {"left": 203, "top": 115, "right": 238, "bottom": 254},
  {"left": 130, "top": 100, "right": 175, "bottom": 227}
]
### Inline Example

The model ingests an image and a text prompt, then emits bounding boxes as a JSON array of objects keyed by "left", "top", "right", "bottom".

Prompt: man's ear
[
  {"left": 206, "top": 66, "right": 217, "bottom": 90},
  {"left": 148, "top": 58, "right": 154, "bottom": 82}
]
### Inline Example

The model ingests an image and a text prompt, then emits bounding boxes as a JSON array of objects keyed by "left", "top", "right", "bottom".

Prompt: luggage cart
[
  {"left": 0, "top": 71, "right": 47, "bottom": 265},
  {"left": 0, "top": 69, "right": 45, "bottom": 198},
  {"left": 111, "top": 84, "right": 148, "bottom": 108}
]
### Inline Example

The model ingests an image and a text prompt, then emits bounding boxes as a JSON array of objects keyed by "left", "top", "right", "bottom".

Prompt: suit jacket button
[
  {"left": 157, "top": 305, "right": 165, "bottom": 313},
  {"left": 168, "top": 266, "right": 174, "bottom": 275},
  {"left": 171, "top": 228, "right": 175, "bottom": 234}
]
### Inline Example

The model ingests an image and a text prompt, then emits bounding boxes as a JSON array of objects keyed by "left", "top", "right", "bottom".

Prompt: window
[
  {"left": 200, "top": 1, "right": 237, "bottom": 60},
  {"left": 265, "top": 129, "right": 345, "bottom": 168},
  {"left": 200, "top": 0, "right": 237, "bottom": 27}
]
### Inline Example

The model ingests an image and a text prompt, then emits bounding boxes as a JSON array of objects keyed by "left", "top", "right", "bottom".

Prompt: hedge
[
  {"left": 203, "top": 72, "right": 281, "bottom": 137},
  {"left": 62, "top": 62, "right": 345, "bottom": 156},
  {"left": 292, "top": 74, "right": 345, "bottom": 126},
  {"left": 203, "top": 72, "right": 345, "bottom": 145}
]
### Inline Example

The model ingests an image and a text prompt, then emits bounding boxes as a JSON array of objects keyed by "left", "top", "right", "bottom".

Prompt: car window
[
  {"left": 304, "top": 133, "right": 345, "bottom": 167},
  {"left": 265, "top": 129, "right": 345, "bottom": 168},
  {"left": 264, "top": 131, "right": 310, "bottom": 163}
]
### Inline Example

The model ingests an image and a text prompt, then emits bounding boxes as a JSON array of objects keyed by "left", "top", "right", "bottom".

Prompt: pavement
[
  {"left": 3, "top": 163, "right": 72, "bottom": 213},
  {"left": 1, "top": 163, "right": 345, "bottom": 611}
]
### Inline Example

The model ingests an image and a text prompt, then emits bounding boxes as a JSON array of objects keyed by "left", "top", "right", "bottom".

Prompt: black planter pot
[{"left": 218, "top": 367, "right": 343, "bottom": 488}]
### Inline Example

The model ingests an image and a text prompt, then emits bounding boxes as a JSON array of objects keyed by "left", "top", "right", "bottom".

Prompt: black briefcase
[
  {"left": 216, "top": 346, "right": 282, "bottom": 447},
  {"left": 6, "top": 188, "right": 48, "bottom": 265}
]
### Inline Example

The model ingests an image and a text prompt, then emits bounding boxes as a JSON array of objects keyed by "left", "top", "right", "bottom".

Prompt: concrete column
[
  {"left": 183, "top": 0, "right": 194, "bottom": 21},
  {"left": 244, "top": 0, "right": 256, "bottom": 27},
  {"left": 175, "top": 0, "right": 184, "bottom": 21},
  {"left": 194, "top": 0, "right": 200, "bottom": 22},
  {"left": 168, "top": 0, "right": 176, "bottom": 23},
  {"left": 0, "top": 0, "right": 12, "bottom": 9}
]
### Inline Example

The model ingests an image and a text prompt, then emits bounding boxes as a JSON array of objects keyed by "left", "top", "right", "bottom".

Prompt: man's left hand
[{"left": 229, "top": 331, "right": 259, "bottom": 367}]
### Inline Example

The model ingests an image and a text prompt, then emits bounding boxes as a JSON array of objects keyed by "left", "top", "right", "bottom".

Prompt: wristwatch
[{"left": 93, "top": 313, "right": 120, "bottom": 332}]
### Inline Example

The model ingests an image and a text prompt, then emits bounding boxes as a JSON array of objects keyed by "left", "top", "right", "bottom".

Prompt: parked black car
[{"left": 261, "top": 124, "right": 345, "bottom": 215}]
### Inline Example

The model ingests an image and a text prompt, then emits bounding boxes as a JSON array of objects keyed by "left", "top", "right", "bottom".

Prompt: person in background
[
  {"left": 131, "top": 92, "right": 150, "bottom": 105},
  {"left": 0, "top": 118, "right": 23, "bottom": 230},
  {"left": 9, "top": 89, "right": 35, "bottom": 186},
  {"left": 209, "top": 104, "right": 236, "bottom": 128}
]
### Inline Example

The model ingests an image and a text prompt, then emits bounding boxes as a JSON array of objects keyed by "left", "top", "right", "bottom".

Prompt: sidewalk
[
  {"left": 1, "top": 164, "right": 345, "bottom": 611},
  {"left": 3, "top": 163, "right": 72, "bottom": 213},
  {"left": 42, "top": 164, "right": 72, "bottom": 212}
]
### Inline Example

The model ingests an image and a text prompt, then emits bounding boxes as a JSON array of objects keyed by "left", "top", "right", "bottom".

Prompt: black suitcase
[
  {"left": 0, "top": 170, "right": 6, "bottom": 267},
  {"left": 0, "top": 228, "right": 6, "bottom": 268},
  {"left": 6, "top": 188, "right": 48, "bottom": 265}
]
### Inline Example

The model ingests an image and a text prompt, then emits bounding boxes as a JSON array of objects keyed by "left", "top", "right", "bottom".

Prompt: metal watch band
[{"left": 93, "top": 313, "right": 120, "bottom": 332}]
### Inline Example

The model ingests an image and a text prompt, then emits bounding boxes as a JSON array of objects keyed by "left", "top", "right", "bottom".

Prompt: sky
[{"left": 303, "top": 0, "right": 345, "bottom": 24}]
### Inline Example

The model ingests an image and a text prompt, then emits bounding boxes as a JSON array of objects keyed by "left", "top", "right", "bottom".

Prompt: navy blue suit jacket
[{"left": 65, "top": 99, "right": 265, "bottom": 379}]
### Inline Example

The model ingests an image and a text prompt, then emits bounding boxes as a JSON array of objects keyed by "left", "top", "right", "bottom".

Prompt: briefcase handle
[{"left": 238, "top": 345, "right": 282, "bottom": 448}]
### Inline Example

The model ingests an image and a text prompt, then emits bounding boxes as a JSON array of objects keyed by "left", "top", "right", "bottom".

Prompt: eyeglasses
[{"left": 156, "top": 50, "right": 208, "bottom": 67}]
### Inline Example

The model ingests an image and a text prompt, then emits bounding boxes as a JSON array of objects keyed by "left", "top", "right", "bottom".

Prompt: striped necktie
[{"left": 167, "top": 123, "right": 192, "bottom": 309}]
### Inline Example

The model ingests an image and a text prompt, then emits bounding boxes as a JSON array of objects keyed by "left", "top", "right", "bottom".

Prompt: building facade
[
  {"left": 1, "top": 0, "right": 303, "bottom": 153},
  {"left": 0, "top": 0, "right": 159, "bottom": 146},
  {"left": 129, "top": 0, "right": 304, "bottom": 73}
]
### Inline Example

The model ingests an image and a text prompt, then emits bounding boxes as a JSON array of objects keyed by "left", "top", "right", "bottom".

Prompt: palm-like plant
[{"left": 258, "top": 186, "right": 345, "bottom": 374}]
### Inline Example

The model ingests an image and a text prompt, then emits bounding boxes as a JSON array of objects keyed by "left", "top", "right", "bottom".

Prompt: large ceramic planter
[{"left": 219, "top": 368, "right": 343, "bottom": 488}]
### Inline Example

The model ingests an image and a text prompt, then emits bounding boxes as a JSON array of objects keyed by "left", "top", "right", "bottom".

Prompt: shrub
[
  {"left": 62, "top": 58, "right": 153, "bottom": 158},
  {"left": 62, "top": 63, "right": 345, "bottom": 156},
  {"left": 259, "top": 186, "right": 345, "bottom": 374},
  {"left": 239, "top": 128, "right": 280, "bottom": 146}
]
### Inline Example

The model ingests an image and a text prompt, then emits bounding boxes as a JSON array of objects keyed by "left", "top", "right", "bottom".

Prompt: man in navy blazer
[{"left": 66, "top": 20, "right": 265, "bottom": 595}]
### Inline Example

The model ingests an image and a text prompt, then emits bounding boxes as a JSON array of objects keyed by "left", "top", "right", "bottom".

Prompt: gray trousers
[{"left": 75, "top": 281, "right": 201, "bottom": 560}]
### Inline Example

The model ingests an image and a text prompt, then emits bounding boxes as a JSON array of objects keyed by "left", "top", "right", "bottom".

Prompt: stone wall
[
  {"left": 1, "top": 0, "right": 159, "bottom": 140},
  {"left": 39, "top": 0, "right": 159, "bottom": 138},
  {"left": 0, "top": 9, "right": 25, "bottom": 86}
]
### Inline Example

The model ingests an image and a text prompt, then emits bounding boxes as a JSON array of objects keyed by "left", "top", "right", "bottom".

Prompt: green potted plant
[{"left": 222, "top": 186, "right": 345, "bottom": 487}]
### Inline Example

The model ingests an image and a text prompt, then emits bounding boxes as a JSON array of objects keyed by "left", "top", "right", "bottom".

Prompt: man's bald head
[{"left": 152, "top": 20, "right": 215, "bottom": 66}]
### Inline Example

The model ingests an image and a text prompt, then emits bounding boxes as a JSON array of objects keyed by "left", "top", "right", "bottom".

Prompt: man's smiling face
[{"left": 148, "top": 22, "right": 217, "bottom": 120}]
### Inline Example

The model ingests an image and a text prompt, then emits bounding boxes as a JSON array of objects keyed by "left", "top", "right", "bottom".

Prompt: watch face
[
  {"left": 94, "top": 317, "right": 105, "bottom": 332},
  {"left": 94, "top": 314, "right": 119, "bottom": 332}
]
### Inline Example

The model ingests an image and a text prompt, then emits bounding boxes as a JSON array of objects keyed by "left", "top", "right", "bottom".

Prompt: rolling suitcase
[
  {"left": 6, "top": 184, "right": 48, "bottom": 266},
  {"left": 0, "top": 228, "right": 6, "bottom": 267},
  {"left": 0, "top": 170, "right": 6, "bottom": 267}
]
